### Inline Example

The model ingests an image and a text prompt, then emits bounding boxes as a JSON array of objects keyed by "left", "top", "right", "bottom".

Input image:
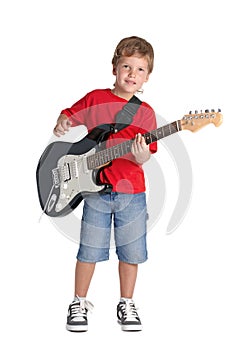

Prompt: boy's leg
[
  {"left": 118, "top": 260, "right": 138, "bottom": 298},
  {"left": 117, "top": 261, "right": 142, "bottom": 331},
  {"left": 74, "top": 259, "right": 96, "bottom": 297},
  {"left": 75, "top": 193, "right": 112, "bottom": 298},
  {"left": 114, "top": 193, "right": 146, "bottom": 330},
  {"left": 66, "top": 260, "right": 95, "bottom": 332}
]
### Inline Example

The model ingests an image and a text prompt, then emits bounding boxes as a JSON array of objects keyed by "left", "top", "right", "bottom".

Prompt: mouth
[{"left": 125, "top": 79, "right": 136, "bottom": 86}]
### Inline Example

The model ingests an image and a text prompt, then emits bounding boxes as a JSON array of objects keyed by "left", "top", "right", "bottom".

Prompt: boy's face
[{"left": 113, "top": 54, "right": 150, "bottom": 99}]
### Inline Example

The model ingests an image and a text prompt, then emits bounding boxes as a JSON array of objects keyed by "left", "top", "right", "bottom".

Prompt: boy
[{"left": 53, "top": 36, "right": 157, "bottom": 331}]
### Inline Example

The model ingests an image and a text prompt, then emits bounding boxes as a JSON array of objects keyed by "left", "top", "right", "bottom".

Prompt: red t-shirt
[{"left": 61, "top": 88, "right": 157, "bottom": 193}]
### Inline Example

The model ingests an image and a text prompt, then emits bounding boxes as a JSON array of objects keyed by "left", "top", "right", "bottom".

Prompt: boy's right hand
[{"left": 53, "top": 114, "right": 72, "bottom": 137}]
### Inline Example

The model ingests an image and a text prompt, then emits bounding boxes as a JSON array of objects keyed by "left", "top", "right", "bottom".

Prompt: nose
[{"left": 128, "top": 67, "right": 136, "bottom": 77}]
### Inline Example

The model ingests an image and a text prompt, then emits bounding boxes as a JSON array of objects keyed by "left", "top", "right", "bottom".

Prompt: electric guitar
[{"left": 36, "top": 109, "right": 223, "bottom": 217}]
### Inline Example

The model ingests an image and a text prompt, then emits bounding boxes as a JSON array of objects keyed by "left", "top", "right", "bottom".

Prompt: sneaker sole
[
  {"left": 66, "top": 324, "right": 88, "bottom": 332},
  {"left": 118, "top": 320, "right": 142, "bottom": 332}
]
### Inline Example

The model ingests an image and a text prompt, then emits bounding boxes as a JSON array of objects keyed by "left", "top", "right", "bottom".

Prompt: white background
[{"left": 1, "top": 0, "right": 232, "bottom": 349}]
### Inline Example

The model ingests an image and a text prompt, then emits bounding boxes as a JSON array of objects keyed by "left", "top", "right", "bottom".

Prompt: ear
[
  {"left": 144, "top": 73, "right": 150, "bottom": 83},
  {"left": 112, "top": 65, "right": 117, "bottom": 76}
]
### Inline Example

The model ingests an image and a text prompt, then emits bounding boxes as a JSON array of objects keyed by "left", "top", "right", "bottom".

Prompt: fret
[
  {"left": 119, "top": 143, "right": 123, "bottom": 158},
  {"left": 150, "top": 121, "right": 179, "bottom": 141},
  {"left": 103, "top": 152, "right": 108, "bottom": 164},
  {"left": 157, "top": 128, "right": 163, "bottom": 139},
  {"left": 126, "top": 140, "right": 132, "bottom": 152},
  {"left": 107, "top": 150, "right": 112, "bottom": 163},
  {"left": 144, "top": 132, "right": 157, "bottom": 144},
  {"left": 168, "top": 123, "right": 171, "bottom": 135},
  {"left": 102, "top": 149, "right": 108, "bottom": 164},
  {"left": 87, "top": 156, "right": 94, "bottom": 170},
  {"left": 94, "top": 157, "right": 100, "bottom": 168},
  {"left": 176, "top": 120, "right": 181, "bottom": 131},
  {"left": 150, "top": 130, "right": 159, "bottom": 142},
  {"left": 113, "top": 145, "right": 120, "bottom": 159},
  {"left": 109, "top": 147, "right": 114, "bottom": 161},
  {"left": 171, "top": 121, "right": 179, "bottom": 134},
  {"left": 162, "top": 126, "right": 165, "bottom": 138},
  {"left": 164, "top": 124, "right": 170, "bottom": 137},
  {"left": 144, "top": 134, "right": 150, "bottom": 145},
  {"left": 97, "top": 152, "right": 104, "bottom": 166}
]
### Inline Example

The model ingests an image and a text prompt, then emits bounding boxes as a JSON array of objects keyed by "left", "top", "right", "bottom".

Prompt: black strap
[
  {"left": 89, "top": 95, "right": 142, "bottom": 144},
  {"left": 114, "top": 95, "right": 142, "bottom": 133}
]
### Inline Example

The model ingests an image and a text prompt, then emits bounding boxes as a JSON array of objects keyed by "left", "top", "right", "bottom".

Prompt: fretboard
[{"left": 87, "top": 120, "right": 181, "bottom": 170}]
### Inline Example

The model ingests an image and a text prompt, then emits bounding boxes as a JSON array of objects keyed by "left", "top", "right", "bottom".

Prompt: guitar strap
[
  {"left": 113, "top": 95, "right": 142, "bottom": 133},
  {"left": 90, "top": 95, "right": 142, "bottom": 144}
]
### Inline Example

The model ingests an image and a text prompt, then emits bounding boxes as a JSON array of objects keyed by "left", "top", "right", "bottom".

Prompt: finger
[
  {"left": 140, "top": 139, "right": 149, "bottom": 152},
  {"left": 61, "top": 121, "right": 67, "bottom": 131},
  {"left": 62, "top": 119, "right": 72, "bottom": 131},
  {"left": 132, "top": 135, "right": 141, "bottom": 152},
  {"left": 53, "top": 126, "right": 65, "bottom": 137},
  {"left": 140, "top": 135, "right": 146, "bottom": 145},
  {"left": 132, "top": 141, "right": 142, "bottom": 155},
  {"left": 138, "top": 134, "right": 147, "bottom": 146},
  {"left": 136, "top": 133, "right": 142, "bottom": 143},
  {"left": 131, "top": 139, "right": 138, "bottom": 155},
  {"left": 137, "top": 134, "right": 147, "bottom": 147},
  {"left": 53, "top": 130, "right": 62, "bottom": 137}
]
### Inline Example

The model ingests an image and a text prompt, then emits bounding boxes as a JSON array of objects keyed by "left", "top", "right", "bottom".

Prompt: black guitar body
[{"left": 36, "top": 125, "right": 113, "bottom": 217}]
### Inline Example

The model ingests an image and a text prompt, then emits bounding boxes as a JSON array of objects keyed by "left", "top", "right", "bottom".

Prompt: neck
[{"left": 111, "top": 88, "right": 134, "bottom": 101}]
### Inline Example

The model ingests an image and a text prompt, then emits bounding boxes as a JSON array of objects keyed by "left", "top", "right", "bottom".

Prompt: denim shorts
[{"left": 77, "top": 192, "right": 148, "bottom": 264}]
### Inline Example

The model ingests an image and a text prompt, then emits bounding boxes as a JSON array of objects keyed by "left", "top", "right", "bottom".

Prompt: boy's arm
[{"left": 53, "top": 114, "right": 72, "bottom": 137}]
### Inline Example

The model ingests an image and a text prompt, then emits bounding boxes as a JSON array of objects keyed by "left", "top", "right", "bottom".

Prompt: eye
[{"left": 138, "top": 68, "right": 145, "bottom": 72}]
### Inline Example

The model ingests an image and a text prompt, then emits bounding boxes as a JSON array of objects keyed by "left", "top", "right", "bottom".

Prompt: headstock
[{"left": 181, "top": 109, "right": 223, "bottom": 132}]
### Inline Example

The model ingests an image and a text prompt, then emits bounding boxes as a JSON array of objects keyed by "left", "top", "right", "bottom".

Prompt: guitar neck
[
  {"left": 87, "top": 120, "right": 181, "bottom": 170},
  {"left": 144, "top": 120, "right": 181, "bottom": 144}
]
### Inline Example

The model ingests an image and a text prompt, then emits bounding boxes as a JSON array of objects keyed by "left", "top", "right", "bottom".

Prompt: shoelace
[
  {"left": 70, "top": 299, "right": 94, "bottom": 321},
  {"left": 120, "top": 300, "right": 139, "bottom": 320}
]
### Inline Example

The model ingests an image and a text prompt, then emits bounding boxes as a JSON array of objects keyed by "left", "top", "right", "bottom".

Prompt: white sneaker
[
  {"left": 117, "top": 299, "right": 142, "bottom": 331},
  {"left": 66, "top": 296, "right": 93, "bottom": 332}
]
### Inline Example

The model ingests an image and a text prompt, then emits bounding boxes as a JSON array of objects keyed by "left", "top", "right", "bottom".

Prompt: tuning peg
[
  {"left": 205, "top": 109, "right": 209, "bottom": 113},
  {"left": 218, "top": 108, "right": 221, "bottom": 112},
  {"left": 211, "top": 109, "right": 215, "bottom": 112},
  {"left": 189, "top": 111, "right": 192, "bottom": 114},
  {"left": 195, "top": 110, "right": 198, "bottom": 114}
]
